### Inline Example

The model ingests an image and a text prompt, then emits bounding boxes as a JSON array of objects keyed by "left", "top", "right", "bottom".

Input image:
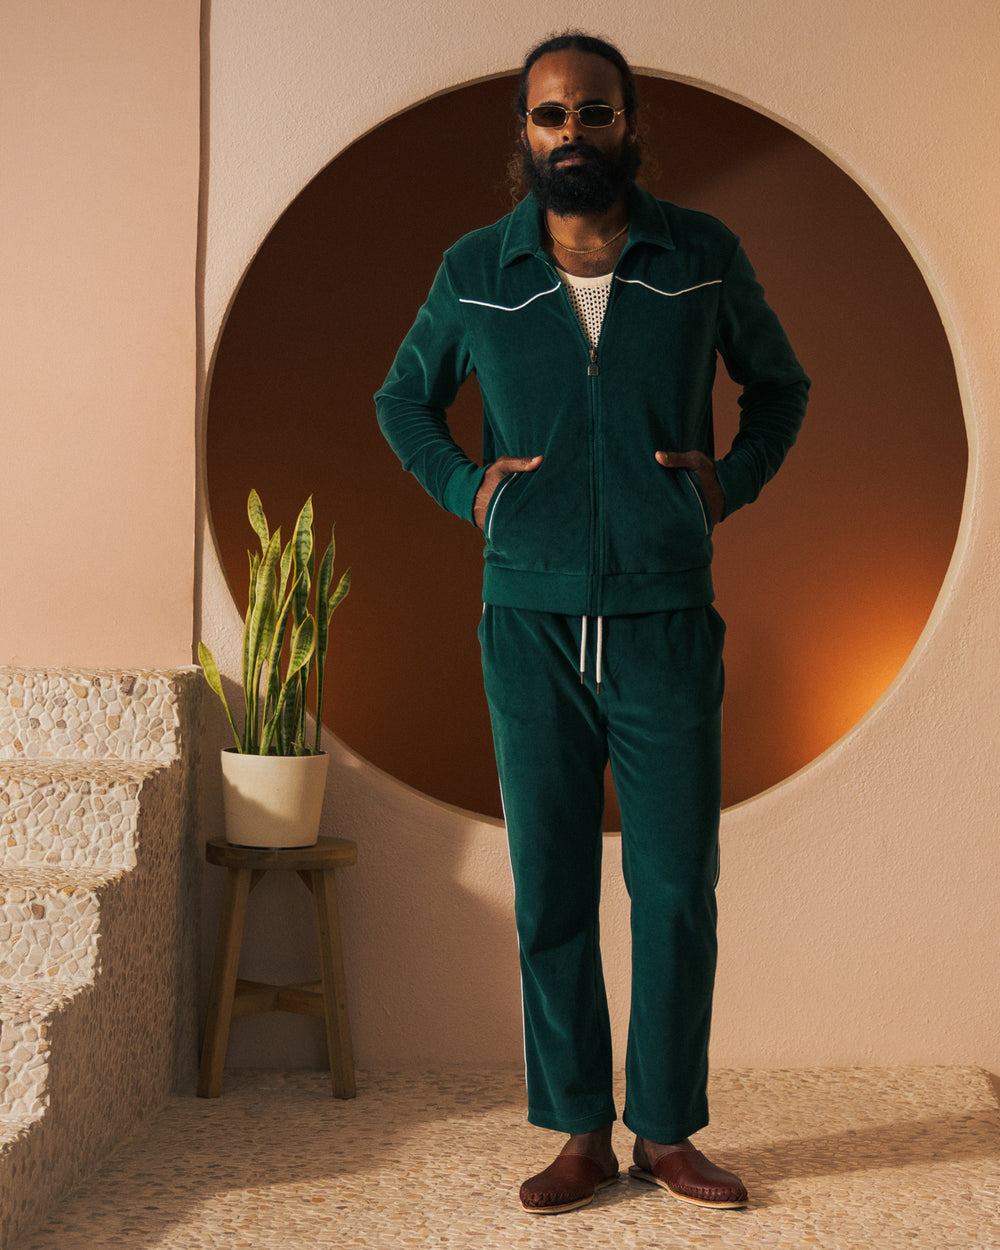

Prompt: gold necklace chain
[{"left": 546, "top": 219, "right": 629, "bottom": 256}]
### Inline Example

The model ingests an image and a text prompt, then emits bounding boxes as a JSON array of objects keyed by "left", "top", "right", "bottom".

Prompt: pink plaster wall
[{"left": 0, "top": 1, "right": 199, "bottom": 667}]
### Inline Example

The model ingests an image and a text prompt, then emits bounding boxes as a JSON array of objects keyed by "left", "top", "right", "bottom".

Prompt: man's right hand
[{"left": 474, "top": 455, "right": 543, "bottom": 530}]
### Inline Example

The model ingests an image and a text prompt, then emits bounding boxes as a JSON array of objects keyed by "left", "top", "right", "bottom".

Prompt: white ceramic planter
[{"left": 219, "top": 749, "right": 329, "bottom": 847}]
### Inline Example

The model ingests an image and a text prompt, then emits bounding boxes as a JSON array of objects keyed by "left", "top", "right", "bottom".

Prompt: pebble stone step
[
  {"left": 0, "top": 867, "right": 110, "bottom": 988},
  {"left": 0, "top": 761, "right": 159, "bottom": 1095},
  {"left": 0, "top": 670, "right": 187, "bottom": 765},
  {"left": 0, "top": 767, "right": 152, "bottom": 1128},
  {"left": 0, "top": 983, "right": 80, "bottom": 1126},
  {"left": 0, "top": 666, "right": 200, "bottom": 1249},
  {"left": 0, "top": 760, "right": 152, "bottom": 872}
]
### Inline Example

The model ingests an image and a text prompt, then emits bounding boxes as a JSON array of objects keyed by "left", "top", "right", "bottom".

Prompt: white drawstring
[{"left": 578, "top": 615, "right": 605, "bottom": 692}]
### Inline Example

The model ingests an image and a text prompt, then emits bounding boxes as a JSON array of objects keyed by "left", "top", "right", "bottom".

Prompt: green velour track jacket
[{"left": 376, "top": 185, "right": 810, "bottom": 617}]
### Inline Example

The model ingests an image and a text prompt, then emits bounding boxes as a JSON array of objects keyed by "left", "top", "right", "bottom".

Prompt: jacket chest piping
[
  {"left": 614, "top": 276, "right": 722, "bottom": 298},
  {"left": 457, "top": 282, "right": 561, "bottom": 312}
]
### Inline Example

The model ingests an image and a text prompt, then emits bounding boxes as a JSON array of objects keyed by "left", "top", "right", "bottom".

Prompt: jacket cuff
[{"left": 714, "top": 457, "right": 752, "bottom": 518}]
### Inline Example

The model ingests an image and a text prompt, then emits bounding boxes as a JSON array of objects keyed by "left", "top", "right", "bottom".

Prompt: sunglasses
[{"left": 525, "top": 104, "right": 626, "bottom": 129}]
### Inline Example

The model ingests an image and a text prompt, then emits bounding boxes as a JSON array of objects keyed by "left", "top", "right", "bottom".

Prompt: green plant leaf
[
  {"left": 259, "top": 592, "right": 276, "bottom": 660},
  {"left": 248, "top": 488, "right": 269, "bottom": 549},
  {"left": 327, "top": 566, "right": 351, "bottom": 620},
  {"left": 242, "top": 552, "right": 259, "bottom": 720},
  {"left": 244, "top": 529, "right": 282, "bottom": 752},
  {"left": 316, "top": 532, "right": 335, "bottom": 612},
  {"left": 197, "top": 641, "right": 242, "bottom": 750},
  {"left": 261, "top": 569, "right": 302, "bottom": 750},
  {"left": 260, "top": 616, "right": 315, "bottom": 756},
  {"left": 291, "top": 497, "right": 314, "bottom": 627},
  {"left": 278, "top": 537, "right": 293, "bottom": 605},
  {"left": 258, "top": 593, "right": 279, "bottom": 740},
  {"left": 287, "top": 614, "right": 316, "bottom": 677},
  {"left": 286, "top": 676, "right": 304, "bottom": 754}
]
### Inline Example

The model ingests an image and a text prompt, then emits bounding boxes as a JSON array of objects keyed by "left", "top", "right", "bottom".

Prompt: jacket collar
[{"left": 499, "top": 184, "right": 677, "bottom": 268}]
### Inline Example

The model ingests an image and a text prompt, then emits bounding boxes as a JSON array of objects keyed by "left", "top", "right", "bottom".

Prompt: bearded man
[{"left": 376, "top": 31, "right": 809, "bottom": 1215}]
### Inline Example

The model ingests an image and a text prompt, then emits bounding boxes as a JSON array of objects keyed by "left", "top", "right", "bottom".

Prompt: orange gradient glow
[{"left": 805, "top": 597, "right": 937, "bottom": 757}]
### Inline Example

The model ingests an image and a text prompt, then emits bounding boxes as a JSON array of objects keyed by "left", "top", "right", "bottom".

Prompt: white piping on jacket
[
  {"left": 458, "top": 282, "right": 562, "bottom": 313},
  {"left": 460, "top": 278, "right": 718, "bottom": 312},
  {"left": 614, "top": 277, "right": 723, "bottom": 298},
  {"left": 484, "top": 472, "right": 519, "bottom": 543}
]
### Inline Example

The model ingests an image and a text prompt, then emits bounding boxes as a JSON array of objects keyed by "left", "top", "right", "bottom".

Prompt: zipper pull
[{"left": 588, "top": 347, "right": 599, "bottom": 377}]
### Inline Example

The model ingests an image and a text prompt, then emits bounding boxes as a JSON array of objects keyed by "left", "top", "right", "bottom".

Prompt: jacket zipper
[
  {"left": 547, "top": 258, "right": 620, "bottom": 617},
  {"left": 589, "top": 344, "right": 601, "bottom": 615},
  {"left": 589, "top": 270, "right": 622, "bottom": 617}
]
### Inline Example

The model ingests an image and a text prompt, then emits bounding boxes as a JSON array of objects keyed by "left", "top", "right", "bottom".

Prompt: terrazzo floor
[{"left": 11, "top": 1065, "right": 1000, "bottom": 1249}]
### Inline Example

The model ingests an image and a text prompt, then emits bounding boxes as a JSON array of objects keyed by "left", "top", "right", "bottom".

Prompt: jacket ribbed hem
[{"left": 482, "top": 565, "right": 715, "bottom": 615}]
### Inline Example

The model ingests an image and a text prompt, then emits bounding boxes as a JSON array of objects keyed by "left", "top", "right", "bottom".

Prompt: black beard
[{"left": 521, "top": 138, "right": 640, "bottom": 215}]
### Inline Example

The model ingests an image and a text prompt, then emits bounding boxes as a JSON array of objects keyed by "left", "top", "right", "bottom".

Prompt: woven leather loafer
[
  {"left": 629, "top": 1147, "right": 748, "bottom": 1208},
  {"left": 520, "top": 1153, "right": 620, "bottom": 1214}
]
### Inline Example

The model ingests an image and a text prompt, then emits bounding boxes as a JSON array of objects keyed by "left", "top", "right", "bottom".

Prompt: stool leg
[
  {"left": 198, "top": 865, "right": 252, "bottom": 1097},
  {"left": 311, "top": 868, "right": 356, "bottom": 1099}
]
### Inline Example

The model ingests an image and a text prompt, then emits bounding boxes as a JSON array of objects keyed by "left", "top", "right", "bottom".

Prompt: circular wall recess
[{"left": 206, "top": 74, "right": 966, "bottom": 822}]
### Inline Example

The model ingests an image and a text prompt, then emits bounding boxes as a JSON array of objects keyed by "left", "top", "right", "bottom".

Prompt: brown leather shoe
[
  {"left": 628, "top": 1147, "right": 748, "bottom": 1208},
  {"left": 519, "top": 1153, "right": 620, "bottom": 1214}
]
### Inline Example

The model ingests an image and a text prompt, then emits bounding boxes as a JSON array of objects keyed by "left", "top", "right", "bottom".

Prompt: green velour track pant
[{"left": 479, "top": 604, "right": 725, "bottom": 1144}]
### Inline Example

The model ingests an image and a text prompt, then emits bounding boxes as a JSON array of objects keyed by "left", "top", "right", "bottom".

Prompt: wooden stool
[{"left": 198, "top": 835, "right": 357, "bottom": 1099}]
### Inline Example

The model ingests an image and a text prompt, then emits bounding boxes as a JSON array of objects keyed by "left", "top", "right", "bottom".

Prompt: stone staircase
[{"left": 0, "top": 668, "right": 201, "bottom": 1248}]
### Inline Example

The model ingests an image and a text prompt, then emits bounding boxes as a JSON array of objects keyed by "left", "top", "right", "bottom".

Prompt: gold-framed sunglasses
[{"left": 525, "top": 104, "right": 626, "bottom": 129}]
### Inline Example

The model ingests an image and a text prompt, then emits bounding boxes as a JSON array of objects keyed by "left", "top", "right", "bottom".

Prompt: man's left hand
[{"left": 655, "top": 450, "right": 725, "bottom": 526}]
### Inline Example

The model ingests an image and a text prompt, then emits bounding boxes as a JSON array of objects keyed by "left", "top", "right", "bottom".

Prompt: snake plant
[{"left": 199, "top": 489, "right": 351, "bottom": 755}]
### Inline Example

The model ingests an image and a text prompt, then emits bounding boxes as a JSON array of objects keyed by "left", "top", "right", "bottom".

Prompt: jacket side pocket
[
  {"left": 484, "top": 472, "right": 519, "bottom": 543},
  {"left": 683, "top": 469, "right": 713, "bottom": 536}
]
